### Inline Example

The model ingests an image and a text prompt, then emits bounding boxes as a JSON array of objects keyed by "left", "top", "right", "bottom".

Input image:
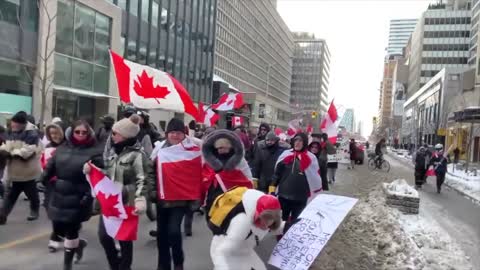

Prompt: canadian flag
[
  {"left": 232, "top": 116, "right": 244, "bottom": 127},
  {"left": 155, "top": 138, "right": 203, "bottom": 201},
  {"left": 274, "top": 127, "right": 283, "bottom": 136},
  {"left": 40, "top": 147, "right": 56, "bottom": 170},
  {"left": 212, "top": 92, "right": 244, "bottom": 111},
  {"left": 86, "top": 164, "right": 139, "bottom": 241},
  {"left": 287, "top": 119, "right": 302, "bottom": 137},
  {"left": 110, "top": 50, "right": 198, "bottom": 118},
  {"left": 196, "top": 102, "right": 219, "bottom": 127},
  {"left": 320, "top": 100, "right": 339, "bottom": 144},
  {"left": 306, "top": 124, "right": 313, "bottom": 135}
]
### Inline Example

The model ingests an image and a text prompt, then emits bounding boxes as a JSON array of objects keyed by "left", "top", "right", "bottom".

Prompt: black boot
[
  {"left": 64, "top": 248, "right": 75, "bottom": 270},
  {"left": 74, "top": 239, "right": 87, "bottom": 263},
  {"left": 27, "top": 209, "right": 39, "bottom": 221},
  {"left": 0, "top": 215, "right": 6, "bottom": 225}
]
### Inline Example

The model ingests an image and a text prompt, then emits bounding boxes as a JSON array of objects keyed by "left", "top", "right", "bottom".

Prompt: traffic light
[{"left": 311, "top": 111, "right": 318, "bottom": 119}]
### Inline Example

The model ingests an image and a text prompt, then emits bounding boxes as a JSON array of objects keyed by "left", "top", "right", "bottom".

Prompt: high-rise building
[
  {"left": 339, "top": 108, "right": 355, "bottom": 133},
  {"left": 387, "top": 19, "right": 417, "bottom": 56},
  {"left": 214, "top": 0, "right": 294, "bottom": 128},
  {"left": 291, "top": 32, "right": 330, "bottom": 122},
  {"left": 0, "top": 0, "right": 216, "bottom": 128},
  {"left": 406, "top": 0, "right": 471, "bottom": 99}
]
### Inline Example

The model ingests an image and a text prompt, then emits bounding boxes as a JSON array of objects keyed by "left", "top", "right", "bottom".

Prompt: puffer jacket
[
  {"left": 104, "top": 141, "right": 153, "bottom": 207},
  {"left": 252, "top": 141, "right": 286, "bottom": 192},
  {"left": 0, "top": 122, "right": 42, "bottom": 182},
  {"left": 40, "top": 128, "right": 103, "bottom": 223}
]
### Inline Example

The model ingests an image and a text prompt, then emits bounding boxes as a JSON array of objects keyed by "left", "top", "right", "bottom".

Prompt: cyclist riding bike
[{"left": 374, "top": 138, "right": 387, "bottom": 168}]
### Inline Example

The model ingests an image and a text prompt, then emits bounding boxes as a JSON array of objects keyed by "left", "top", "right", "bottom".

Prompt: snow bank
[
  {"left": 384, "top": 179, "right": 419, "bottom": 198},
  {"left": 446, "top": 164, "right": 480, "bottom": 203}
]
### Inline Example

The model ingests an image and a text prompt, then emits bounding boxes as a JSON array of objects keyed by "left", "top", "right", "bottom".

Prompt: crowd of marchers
[{"left": 0, "top": 108, "right": 341, "bottom": 270}]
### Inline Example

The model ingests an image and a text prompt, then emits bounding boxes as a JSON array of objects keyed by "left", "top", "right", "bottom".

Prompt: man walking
[{"left": 252, "top": 131, "right": 286, "bottom": 193}]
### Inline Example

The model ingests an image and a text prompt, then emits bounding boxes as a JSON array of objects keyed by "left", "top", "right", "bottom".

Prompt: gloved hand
[
  {"left": 268, "top": 186, "right": 276, "bottom": 195},
  {"left": 36, "top": 181, "right": 46, "bottom": 193},
  {"left": 133, "top": 196, "right": 147, "bottom": 215},
  {"left": 82, "top": 162, "right": 91, "bottom": 175},
  {"left": 252, "top": 178, "right": 258, "bottom": 189}
]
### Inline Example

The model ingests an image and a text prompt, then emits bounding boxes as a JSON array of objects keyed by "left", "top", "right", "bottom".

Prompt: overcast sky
[{"left": 277, "top": 0, "right": 434, "bottom": 136}]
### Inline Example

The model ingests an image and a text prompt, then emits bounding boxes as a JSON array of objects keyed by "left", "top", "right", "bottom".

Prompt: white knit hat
[{"left": 112, "top": 115, "right": 141, "bottom": 139}]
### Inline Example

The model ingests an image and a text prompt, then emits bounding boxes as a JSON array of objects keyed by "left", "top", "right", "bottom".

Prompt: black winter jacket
[
  {"left": 271, "top": 156, "right": 309, "bottom": 202},
  {"left": 252, "top": 142, "right": 286, "bottom": 192},
  {"left": 41, "top": 132, "right": 103, "bottom": 223}
]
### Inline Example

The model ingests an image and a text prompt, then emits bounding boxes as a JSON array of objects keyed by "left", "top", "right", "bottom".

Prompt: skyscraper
[
  {"left": 291, "top": 32, "right": 330, "bottom": 118},
  {"left": 339, "top": 108, "right": 355, "bottom": 133},
  {"left": 387, "top": 19, "right": 417, "bottom": 57}
]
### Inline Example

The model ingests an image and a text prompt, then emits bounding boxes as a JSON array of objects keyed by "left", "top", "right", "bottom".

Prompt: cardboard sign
[{"left": 269, "top": 194, "right": 358, "bottom": 270}]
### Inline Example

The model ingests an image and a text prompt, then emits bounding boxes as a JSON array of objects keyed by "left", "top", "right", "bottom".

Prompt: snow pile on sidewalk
[
  {"left": 446, "top": 164, "right": 480, "bottom": 203},
  {"left": 383, "top": 179, "right": 419, "bottom": 214},
  {"left": 311, "top": 185, "right": 472, "bottom": 270},
  {"left": 384, "top": 179, "right": 419, "bottom": 198}
]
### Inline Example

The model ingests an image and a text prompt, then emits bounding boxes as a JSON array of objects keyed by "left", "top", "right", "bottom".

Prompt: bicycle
[{"left": 368, "top": 157, "right": 391, "bottom": 172}]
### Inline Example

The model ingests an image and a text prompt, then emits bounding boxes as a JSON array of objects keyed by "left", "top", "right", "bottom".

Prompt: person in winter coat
[
  {"left": 149, "top": 118, "right": 203, "bottom": 270},
  {"left": 137, "top": 110, "right": 162, "bottom": 155},
  {"left": 0, "top": 111, "right": 42, "bottom": 224},
  {"left": 202, "top": 129, "right": 253, "bottom": 214},
  {"left": 0, "top": 124, "right": 6, "bottom": 197},
  {"left": 349, "top": 138, "right": 357, "bottom": 169},
  {"left": 248, "top": 123, "right": 271, "bottom": 164},
  {"left": 96, "top": 115, "right": 115, "bottom": 147},
  {"left": 39, "top": 120, "right": 104, "bottom": 270},
  {"left": 429, "top": 144, "right": 449, "bottom": 194},
  {"left": 42, "top": 122, "right": 66, "bottom": 253},
  {"left": 209, "top": 188, "right": 284, "bottom": 270},
  {"left": 309, "top": 133, "right": 336, "bottom": 191},
  {"left": 414, "top": 146, "right": 428, "bottom": 189},
  {"left": 233, "top": 126, "right": 251, "bottom": 158},
  {"left": 269, "top": 133, "right": 322, "bottom": 232},
  {"left": 252, "top": 131, "right": 287, "bottom": 193},
  {"left": 95, "top": 114, "right": 153, "bottom": 270}
]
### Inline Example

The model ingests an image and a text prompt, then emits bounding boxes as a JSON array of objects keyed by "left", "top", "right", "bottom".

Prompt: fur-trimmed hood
[
  {"left": 202, "top": 129, "right": 245, "bottom": 171},
  {"left": 45, "top": 123, "right": 65, "bottom": 143}
]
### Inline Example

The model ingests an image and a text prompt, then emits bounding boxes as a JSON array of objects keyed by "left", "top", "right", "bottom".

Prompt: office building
[
  {"left": 0, "top": 0, "right": 216, "bottom": 128},
  {"left": 291, "top": 32, "right": 330, "bottom": 121},
  {"left": 387, "top": 19, "right": 417, "bottom": 57},
  {"left": 214, "top": 0, "right": 294, "bottom": 128},
  {"left": 406, "top": 0, "right": 471, "bottom": 99},
  {"left": 339, "top": 108, "right": 355, "bottom": 133}
]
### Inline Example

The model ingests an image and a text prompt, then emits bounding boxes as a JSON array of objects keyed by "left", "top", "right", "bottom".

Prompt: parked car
[{"left": 356, "top": 142, "right": 365, "bottom": 165}]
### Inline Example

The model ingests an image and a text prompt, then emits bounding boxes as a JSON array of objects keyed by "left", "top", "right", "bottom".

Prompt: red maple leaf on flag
[
  {"left": 97, "top": 191, "right": 122, "bottom": 218},
  {"left": 134, "top": 70, "right": 170, "bottom": 103}
]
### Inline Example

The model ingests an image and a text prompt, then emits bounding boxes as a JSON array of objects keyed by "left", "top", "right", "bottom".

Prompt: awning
[
  {"left": 54, "top": 85, "right": 119, "bottom": 99},
  {"left": 213, "top": 74, "right": 239, "bottom": 92}
]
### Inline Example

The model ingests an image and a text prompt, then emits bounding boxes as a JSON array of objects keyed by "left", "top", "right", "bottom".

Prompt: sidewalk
[{"left": 388, "top": 152, "right": 480, "bottom": 204}]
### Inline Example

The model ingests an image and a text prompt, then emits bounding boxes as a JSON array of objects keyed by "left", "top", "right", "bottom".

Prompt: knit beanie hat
[
  {"left": 112, "top": 114, "right": 141, "bottom": 139},
  {"left": 265, "top": 131, "right": 279, "bottom": 142},
  {"left": 11, "top": 111, "right": 28, "bottom": 124},
  {"left": 166, "top": 118, "right": 185, "bottom": 134}
]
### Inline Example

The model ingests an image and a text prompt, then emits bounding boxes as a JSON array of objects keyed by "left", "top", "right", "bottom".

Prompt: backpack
[{"left": 207, "top": 186, "right": 249, "bottom": 235}]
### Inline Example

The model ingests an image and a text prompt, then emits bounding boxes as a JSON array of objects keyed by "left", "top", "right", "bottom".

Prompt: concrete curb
[{"left": 387, "top": 153, "right": 480, "bottom": 205}]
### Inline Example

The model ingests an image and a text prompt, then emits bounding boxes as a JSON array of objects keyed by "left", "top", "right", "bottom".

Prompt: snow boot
[
  {"left": 174, "top": 265, "right": 184, "bottom": 270},
  {"left": 63, "top": 248, "right": 75, "bottom": 270},
  {"left": 48, "top": 240, "right": 61, "bottom": 253},
  {"left": 0, "top": 215, "right": 6, "bottom": 225},
  {"left": 27, "top": 209, "right": 39, "bottom": 221},
  {"left": 74, "top": 239, "right": 87, "bottom": 263}
]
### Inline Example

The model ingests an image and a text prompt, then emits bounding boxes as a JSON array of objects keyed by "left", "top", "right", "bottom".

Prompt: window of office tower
[
  {"left": 54, "top": 0, "right": 111, "bottom": 94},
  {"left": 0, "top": 0, "right": 38, "bottom": 31}
]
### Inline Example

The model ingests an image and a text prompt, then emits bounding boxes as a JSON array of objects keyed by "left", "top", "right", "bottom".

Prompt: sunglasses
[{"left": 74, "top": 130, "right": 88, "bottom": 135}]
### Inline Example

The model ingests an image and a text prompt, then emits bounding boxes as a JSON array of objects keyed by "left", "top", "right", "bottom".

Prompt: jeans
[
  {"left": 327, "top": 168, "right": 337, "bottom": 183},
  {"left": 99, "top": 217, "right": 133, "bottom": 270},
  {"left": 156, "top": 206, "right": 187, "bottom": 270},
  {"left": 1, "top": 180, "right": 39, "bottom": 217},
  {"left": 278, "top": 197, "right": 306, "bottom": 233}
]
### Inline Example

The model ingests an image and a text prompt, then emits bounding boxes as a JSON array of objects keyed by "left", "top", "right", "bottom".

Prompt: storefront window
[
  {"left": 74, "top": 3, "right": 95, "bottom": 61},
  {"left": 71, "top": 59, "right": 93, "bottom": 90}
]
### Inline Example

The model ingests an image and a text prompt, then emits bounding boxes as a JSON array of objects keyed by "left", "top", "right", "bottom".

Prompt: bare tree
[{"left": 0, "top": 0, "right": 56, "bottom": 128}]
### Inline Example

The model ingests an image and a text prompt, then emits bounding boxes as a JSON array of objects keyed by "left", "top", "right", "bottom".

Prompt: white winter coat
[{"left": 210, "top": 189, "right": 284, "bottom": 270}]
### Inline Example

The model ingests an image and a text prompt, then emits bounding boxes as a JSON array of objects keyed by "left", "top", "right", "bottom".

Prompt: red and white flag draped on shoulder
[
  {"left": 154, "top": 138, "right": 203, "bottom": 201},
  {"left": 86, "top": 164, "right": 139, "bottom": 241},
  {"left": 202, "top": 159, "right": 253, "bottom": 193},
  {"left": 276, "top": 149, "right": 323, "bottom": 196},
  {"left": 110, "top": 50, "right": 198, "bottom": 118},
  {"left": 321, "top": 100, "right": 339, "bottom": 144}
]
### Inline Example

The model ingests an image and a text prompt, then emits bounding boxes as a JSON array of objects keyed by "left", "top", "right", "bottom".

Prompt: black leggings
[
  {"left": 278, "top": 197, "right": 306, "bottom": 232},
  {"left": 1, "top": 180, "right": 39, "bottom": 217},
  {"left": 98, "top": 217, "right": 133, "bottom": 270},
  {"left": 156, "top": 206, "right": 187, "bottom": 270},
  {"left": 52, "top": 221, "right": 81, "bottom": 240}
]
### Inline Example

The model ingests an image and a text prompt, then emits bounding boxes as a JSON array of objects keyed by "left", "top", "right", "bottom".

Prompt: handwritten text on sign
[{"left": 268, "top": 194, "right": 358, "bottom": 270}]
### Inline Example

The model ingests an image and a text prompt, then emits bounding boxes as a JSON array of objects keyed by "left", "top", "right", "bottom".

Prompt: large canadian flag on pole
[
  {"left": 212, "top": 93, "right": 244, "bottom": 111},
  {"left": 196, "top": 102, "right": 219, "bottom": 127},
  {"left": 320, "top": 100, "right": 339, "bottom": 144},
  {"left": 110, "top": 50, "right": 198, "bottom": 118},
  {"left": 86, "top": 163, "right": 139, "bottom": 241}
]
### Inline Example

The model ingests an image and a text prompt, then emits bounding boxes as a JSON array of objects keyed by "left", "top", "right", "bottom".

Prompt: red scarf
[{"left": 282, "top": 150, "right": 311, "bottom": 172}]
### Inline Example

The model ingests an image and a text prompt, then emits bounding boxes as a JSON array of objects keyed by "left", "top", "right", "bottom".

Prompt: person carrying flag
[{"left": 92, "top": 114, "right": 153, "bottom": 270}]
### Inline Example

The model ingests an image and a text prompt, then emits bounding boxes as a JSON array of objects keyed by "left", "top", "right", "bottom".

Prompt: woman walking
[
  {"left": 40, "top": 120, "right": 103, "bottom": 270},
  {"left": 97, "top": 114, "right": 152, "bottom": 270}
]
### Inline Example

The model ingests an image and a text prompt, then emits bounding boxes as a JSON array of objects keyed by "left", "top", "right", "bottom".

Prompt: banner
[{"left": 269, "top": 194, "right": 358, "bottom": 270}]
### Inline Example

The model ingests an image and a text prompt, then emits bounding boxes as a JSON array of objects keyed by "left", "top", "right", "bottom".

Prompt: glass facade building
[
  {"left": 387, "top": 19, "right": 417, "bottom": 57},
  {"left": 108, "top": 0, "right": 217, "bottom": 104}
]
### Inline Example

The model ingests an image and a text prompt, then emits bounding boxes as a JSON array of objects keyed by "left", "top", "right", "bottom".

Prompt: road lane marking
[{"left": 0, "top": 231, "right": 50, "bottom": 250}]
